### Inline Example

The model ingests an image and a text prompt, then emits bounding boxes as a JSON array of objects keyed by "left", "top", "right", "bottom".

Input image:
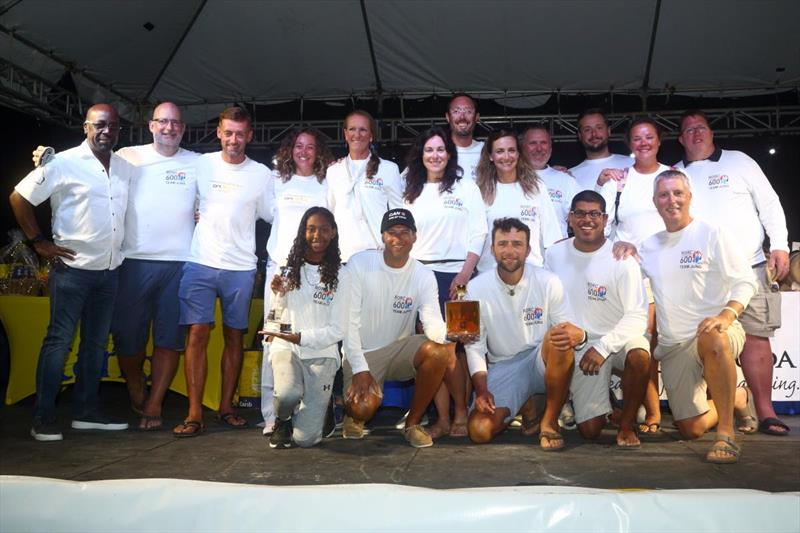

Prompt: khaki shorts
[
  {"left": 571, "top": 336, "right": 651, "bottom": 424},
  {"left": 654, "top": 321, "right": 745, "bottom": 421},
  {"left": 343, "top": 334, "right": 428, "bottom": 391},
  {"left": 739, "top": 264, "right": 781, "bottom": 338}
]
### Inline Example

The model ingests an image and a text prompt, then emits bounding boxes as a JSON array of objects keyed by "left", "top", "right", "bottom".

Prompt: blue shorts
[
  {"left": 112, "top": 259, "right": 186, "bottom": 354},
  {"left": 178, "top": 262, "right": 256, "bottom": 329}
]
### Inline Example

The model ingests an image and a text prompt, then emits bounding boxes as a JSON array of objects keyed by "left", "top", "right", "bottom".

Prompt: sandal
[
  {"left": 706, "top": 434, "right": 740, "bottom": 464},
  {"left": 449, "top": 421, "right": 468, "bottom": 437},
  {"left": 215, "top": 412, "right": 249, "bottom": 429},
  {"left": 539, "top": 430, "right": 565, "bottom": 452},
  {"left": 173, "top": 420, "right": 206, "bottom": 438},
  {"left": 638, "top": 422, "right": 661, "bottom": 434},
  {"left": 138, "top": 415, "right": 163, "bottom": 432},
  {"left": 758, "top": 417, "right": 790, "bottom": 436},
  {"left": 735, "top": 386, "right": 758, "bottom": 434}
]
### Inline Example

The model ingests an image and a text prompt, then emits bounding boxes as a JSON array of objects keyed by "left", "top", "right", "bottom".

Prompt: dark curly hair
[
  {"left": 274, "top": 128, "right": 333, "bottom": 183},
  {"left": 403, "top": 126, "right": 462, "bottom": 203},
  {"left": 284, "top": 207, "right": 341, "bottom": 292}
]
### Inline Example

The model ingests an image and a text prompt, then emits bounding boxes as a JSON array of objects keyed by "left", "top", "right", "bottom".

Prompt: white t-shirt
[
  {"left": 545, "top": 239, "right": 648, "bottom": 359},
  {"left": 343, "top": 250, "right": 446, "bottom": 375},
  {"left": 326, "top": 155, "right": 402, "bottom": 262},
  {"left": 595, "top": 163, "right": 671, "bottom": 247},
  {"left": 477, "top": 181, "right": 564, "bottom": 272},
  {"left": 266, "top": 171, "right": 328, "bottom": 267},
  {"left": 14, "top": 140, "right": 133, "bottom": 270},
  {"left": 116, "top": 144, "right": 199, "bottom": 261},
  {"left": 570, "top": 154, "right": 634, "bottom": 192},
  {"left": 272, "top": 263, "right": 350, "bottom": 363},
  {"left": 675, "top": 149, "right": 789, "bottom": 265},
  {"left": 639, "top": 219, "right": 757, "bottom": 346},
  {"left": 456, "top": 140, "right": 485, "bottom": 182},
  {"left": 465, "top": 266, "right": 572, "bottom": 376},
  {"left": 537, "top": 166, "right": 580, "bottom": 236},
  {"left": 188, "top": 152, "right": 272, "bottom": 271},
  {"left": 404, "top": 179, "right": 487, "bottom": 273}
]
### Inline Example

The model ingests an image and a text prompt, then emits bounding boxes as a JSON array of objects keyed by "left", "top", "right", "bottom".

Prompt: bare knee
[
  {"left": 697, "top": 330, "right": 728, "bottom": 360},
  {"left": 625, "top": 349, "right": 650, "bottom": 372},
  {"left": 418, "top": 341, "right": 452, "bottom": 369},
  {"left": 577, "top": 416, "right": 605, "bottom": 440},
  {"left": 675, "top": 419, "right": 705, "bottom": 440}
]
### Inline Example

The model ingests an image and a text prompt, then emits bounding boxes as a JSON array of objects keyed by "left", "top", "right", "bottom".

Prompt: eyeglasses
[
  {"left": 449, "top": 107, "right": 475, "bottom": 116},
  {"left": 151, "top": 118, "right": 183, "bottom": 127},
  {"left": 681, "top": 125, "right": 708, "bottom": 135},
  {"left": 85, "top": 121, "right": 121, "bottom": 132},
  {"left": 570, "top": 209, "right": 605, "bottom": 219}
]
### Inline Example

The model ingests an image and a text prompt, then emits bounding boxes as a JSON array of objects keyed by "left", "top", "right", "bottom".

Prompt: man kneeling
[{"left": 466, "top": 218, "right": 581, "bottom": 451}]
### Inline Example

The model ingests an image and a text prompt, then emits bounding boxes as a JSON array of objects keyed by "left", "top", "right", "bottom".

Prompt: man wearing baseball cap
[{"left": 341, "top": 209, "right": 458, "bottom": 447}]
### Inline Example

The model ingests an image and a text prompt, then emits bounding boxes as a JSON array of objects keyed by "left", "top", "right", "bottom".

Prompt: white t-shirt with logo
[
  {"left": 477, "top": 181, "right": 564, "bottom": 272},
  {"left": 456, "top": 140, "right": 485, "bottom": 182},
  {"left": 188, "top": 152, "right": 272, "bottom": 271},
  {"left": 537, "top": 166, "right": 580, "bottom": 236},
  {"left": 465, "top": 266, "right": 572, "bottom": 375},
  {"left": 405, "top": 179, "right": 487, "bottom": 273},
  {"left": 570, "top": 153, "right": 634, "bottom": 192},
  {"left": 545, "top": 239, "right": 647, "bottom": 359},
  {"left": 116, "top": 144, "right": 199, "bottom": 261},
  {"left": 343, "top": 250, "right": 446, "bottom": 374},
  {"left": 639, "top": 219, "right": 757, "bottom": 346}
]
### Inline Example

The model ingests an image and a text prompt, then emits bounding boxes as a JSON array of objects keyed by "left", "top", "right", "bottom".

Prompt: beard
[
  {"left": 497, "top": 257, "right": 525, "bottom": 275},
  {"left": 583, "top": 139, "right": 608, "bottom": 154}
]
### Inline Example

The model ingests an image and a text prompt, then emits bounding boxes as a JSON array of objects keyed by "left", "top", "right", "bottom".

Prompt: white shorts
[{"left": 479, "top": 346, "right": 546, "bottom": 424}]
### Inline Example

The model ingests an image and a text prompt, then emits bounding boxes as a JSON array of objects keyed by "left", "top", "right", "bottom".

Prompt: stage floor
[{"left": 1, "top": 384, "right": 798, "bottom": 492}]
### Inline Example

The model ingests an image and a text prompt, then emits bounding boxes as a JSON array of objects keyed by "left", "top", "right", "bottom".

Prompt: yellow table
[{"left": 0, "top": 295, "right": 264, "bottom": 410}]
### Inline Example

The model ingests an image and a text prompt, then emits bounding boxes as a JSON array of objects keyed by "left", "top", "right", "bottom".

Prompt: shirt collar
[{"left": 682, "top": 146, "right": 721, "bottom": 167}]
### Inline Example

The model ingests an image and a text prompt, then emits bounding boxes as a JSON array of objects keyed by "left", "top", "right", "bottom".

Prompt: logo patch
[
  {"left": 165, "top": 170, "right": 187, "bottom": 184},
  {"left": 363, "top": 177, "right": 384, "bottom": 191},
  {"left": 520, "top": 206, "right": 538, "bottom": 222},
  {"left": 707, "top": 174, "right": 729, "bottom": 190},
  {"left": 392, "top": 295, "right": 414, "bottom": 314},
  {"left": 679, "top": 250, "right": 704, "bottom": 269},
  {"left": 587, "top": 282, "right": 608, "bottom": 301},
  {"left": 443, "top": 197, "right": 464, "bottom": 210},
  {"left": 210, "top": 180, "right": 242, "bottom": 193},
  {"left": 313, "top": 286, "right": 335, "bottom": 306},
  {"left": 523, "top": 306, "right": 544, "bottom": 326},
  {"left": 548, "top": 188, "right": 563, "bottom": 202}
]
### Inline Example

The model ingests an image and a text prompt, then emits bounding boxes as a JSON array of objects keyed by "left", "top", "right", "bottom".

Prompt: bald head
[
  {"left": 84, "top": 103, "right": 120, "bottom": 155},
  {"left": 149, "top": 101, "right": 185, "bottom": 155}
]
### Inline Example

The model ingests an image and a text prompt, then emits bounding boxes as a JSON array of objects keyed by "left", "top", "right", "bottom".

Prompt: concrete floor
[{"left": 1, "top": 383, "right": 798, "bottom": 492}]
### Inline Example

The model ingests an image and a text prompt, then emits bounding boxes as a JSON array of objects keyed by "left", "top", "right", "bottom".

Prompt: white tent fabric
[{"left": 1, "top": 0, "right": 798, "bottom": 122}]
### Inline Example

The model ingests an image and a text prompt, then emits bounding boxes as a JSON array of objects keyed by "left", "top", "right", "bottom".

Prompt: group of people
[{"left": 10, "top": 93, "right": 791, "bottom": 464}]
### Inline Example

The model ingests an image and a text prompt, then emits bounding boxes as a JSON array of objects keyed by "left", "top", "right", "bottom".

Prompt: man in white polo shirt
[
  {"left": 545, "top": 190, "right": 650, "bottom": 448},
  {"left": 10, "top": 104, "right": 134, "bottom": 441},
  {"left": 522, "top": 124, "right": 580, "bottom": 236},
  {"left": 342, "top": 208, "right": 457, "bottom": 448},
  {"left": 173, "top": 106, "right": 272, "bottom": 437},
  {"left": 675, "top": 109, "right": 791, "bottom": 437},
  {"left": 639, "top": 170, "right": 757, "bottom": 463},
  {"left": 466, "top": 217, "right": 580, "bottom": 451},
  {"left": 445, "top": 93, "right": 484, "bottom": 182},
  {"left": 569, "top": 108, "right": 633, "bottom": 192}
]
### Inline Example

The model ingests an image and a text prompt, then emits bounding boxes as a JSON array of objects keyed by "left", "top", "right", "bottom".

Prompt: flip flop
[
  {"left": 638, "top": 422, "right": 661, "bottom": 434},
  {"left": 216, "top": 412, "right": 250, "bottom": 429},
  {"left": 706, "top": 434, "right": 740, "bottom": 464},
  {"left": 758, "top": 417, "right": 790, "bottom": 436},
  {"left": 539, "top": 430, "right": 565, "bottom": 452},
  {"left": 735, "top": 386, "right": 758, "bottom": 434},
  {"left": 173, "top": 420, "right": 206, "bottom": 438},
  {"left": 449, "top": 421, "right": 468, "bottom": 437},
  {"left": 138, "top": 415, "right": 162, "bottom": 432}
]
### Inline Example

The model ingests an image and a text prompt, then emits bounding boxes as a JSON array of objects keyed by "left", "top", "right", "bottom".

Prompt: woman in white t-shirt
[
  {"left": 594, "top": 117, "right": 670, "bottom": 434},
  {"left": 475, "top": 130, "right": 563, "bottom": 272},
  {"left": 261, "top": 128, "right": 332, "bottom": 432}
]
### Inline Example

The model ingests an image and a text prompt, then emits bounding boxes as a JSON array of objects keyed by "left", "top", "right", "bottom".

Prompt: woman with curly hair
[
  {"left": 326, "top": 110, "right": 403, "bottom": 262},
  {"left": 263, "top": 207, "right": 350, "bottom": 448},
  {"left": 261, "top": 128, "right": 332, "bottom": 432},
  {"left": 475, "top": 129, "right": 563, "bottom": 272}
]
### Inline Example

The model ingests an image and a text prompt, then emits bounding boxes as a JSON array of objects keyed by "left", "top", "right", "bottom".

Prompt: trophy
[
  {"left": 445, "top": 284, "right": 479, "bottom": 342},
  {"left": 265, "top": 266, "right": 292, "bottom": 334}
]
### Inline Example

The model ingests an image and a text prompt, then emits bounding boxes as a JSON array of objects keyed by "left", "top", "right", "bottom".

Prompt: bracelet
[
  {"left": 574, "top": 330, "right": 588, "bottom": 351},
  {"left": 722, "top": 306, "right": 739, "bottom": 319}
]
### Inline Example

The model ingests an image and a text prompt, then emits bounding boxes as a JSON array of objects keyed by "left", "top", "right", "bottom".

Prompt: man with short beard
[
  {"left": 445, "top": 93, "right": 484, "bottom": 182},
  {"left": 11, "top": 104, "right": 135, "bottom": 441},
  {"left": 569, "top": 108, "right": 633, "bottom": 192}
]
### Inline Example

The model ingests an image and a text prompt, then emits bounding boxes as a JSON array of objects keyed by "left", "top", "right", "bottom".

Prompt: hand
[
  {"left": 32, "top": 240, "right": 75, "bottom": 261},
  {"left": 269, "top": 275, "right": 286, "bottom": 295},
  {"left": 474, "top": 390, "right": 496, "bottom": 415},
  {"left": 549, "top": 322, "right": 584, "bottom": 351},
  {"left": 266, "top": 331, "right": 301, "bottom": 345},
  {"left": 578, "top": 347, "right": 605, "bottom": 376},
  {"left": 345, "top": 371, "right": 381, "bottom": 406},
  {"left": 768, "top": 250, "right": 790, "bottom": 281},
  {"left": 448, "top": 270, "right": 472, "bottom": 300},
  {"left": 596, "top": 168, "right": 625, "bottom": 186},
  {"left": 448, "top": 332, "right": 479, "bottom": 344},
  {"left": 697, "top": 313, "right": 734, "bottom": 334},
  {"left": 32, "top": 146, "right": 54, "bottom": 167},
  {"left": 612, "top": 241, "right": 639, "bottom": 261}
]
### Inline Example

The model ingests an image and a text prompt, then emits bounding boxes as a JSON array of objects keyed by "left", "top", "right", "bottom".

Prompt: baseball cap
[{"left": 380, "top": 208, "right": 416, "bottom": 233}]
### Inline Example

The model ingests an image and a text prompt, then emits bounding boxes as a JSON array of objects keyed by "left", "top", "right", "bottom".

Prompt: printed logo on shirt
[
  {"left": 210, "top": 180, "right": 242, "bottom": 193},
  {"left": 519, "top": 206, "right": 538, "bottom": 222},
  {"left": 587, "top": 282, "right": 608, "bottom": 301},
  {"left": 443, "top": 197, "right": 464, "bottom": 210},
  {"left": 392, "top": 295, "right": 414, "bottom": 314},
  {"left": 679, "top": 250, "right": 704, "bottom": 269},
  {"left": 283, "top": 193, "right": 313, "bottom": 206},
  {"left": 313, "top": 286, "right": 335, "bottom": 306},
  {"left": 165, "top": 170, "right": 188, "bottom": 185},
  {"left": 363, "top": 177, "right": 384, "bottom": 192},
  {"left": 522, "top": 306, "right": 544, "bottom": 326},
  {"left": 707, "top": 174, "right": 729, "bottom": 190},
  {"left": 548, "top": 188, "right": 564, "bottom": 203}
]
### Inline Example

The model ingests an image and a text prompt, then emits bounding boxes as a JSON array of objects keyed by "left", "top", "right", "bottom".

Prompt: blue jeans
[{"left": 33, "top": 261, "right": 119, "bottom": 423}]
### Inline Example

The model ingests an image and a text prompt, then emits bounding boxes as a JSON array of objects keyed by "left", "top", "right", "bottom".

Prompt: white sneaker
[{"left": 71, "top": 414, "right": 128, "bottom": 431}]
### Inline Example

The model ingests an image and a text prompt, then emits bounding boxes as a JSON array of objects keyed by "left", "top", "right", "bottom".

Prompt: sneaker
[
  {"left": 31, "top": 421, "right": 63, "bottom": 442},
  {"left": 508, "top": 414, "right": 523, "bottom": 428},
  {"left": 269, "top": 417, "right": 293, "bottom": 449},
  {"left": 394, "top": 410, "right": 429, "bottom": 430},
  {"left": 333, "top": 404, "right": 345, "bottom": 430},
  {"left": 342, "top": 415, "right": 365, "bottom": 439},
  {"left": 71, "top": 413, "right": 129, "bottom": 431},
  {"left": 403, "top": 424, "right": 433, "bottom": 448},
  {"left": 558, "top": 402, "right": 576, "bottom": 431},
  {"left": 323, "top": 398, "right": 336, "bottom": 438},
  {"left": 262, "top": 417, "right": 276, "bottom": 436}
]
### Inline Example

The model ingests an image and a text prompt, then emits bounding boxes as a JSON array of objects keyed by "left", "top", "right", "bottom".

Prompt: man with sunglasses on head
[
  {"left": 31, "top": 102, "right": 200, "bottom": 432},
  {"left": 11, "top": 104, "right": 135, "bottom": 441},
  {"left": 445, "top": 93, "right": 484, "bottom": 182}
]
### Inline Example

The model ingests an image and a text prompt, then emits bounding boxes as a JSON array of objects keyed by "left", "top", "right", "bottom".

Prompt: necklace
[
  {"left": 303, "top": 264, "right": 320, "bottom": 287},
  {"left": 497, "top": 271, "right": 520, "bottom": 296}
]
